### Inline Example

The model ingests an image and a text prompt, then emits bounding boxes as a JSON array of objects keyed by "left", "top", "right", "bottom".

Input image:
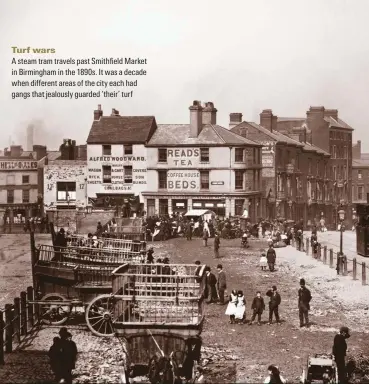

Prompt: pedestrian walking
[
  {"left": 58, "top": 327, "right": 78, "bottom": 384},
  {"left": 204, "top": 220, "right": 211, "bottom": 237},
  {"left": 202, "top": 228, "right": 209, "bottom": 247},
  {"left": 266, "top": 285, "right": 281, "bottom": 325},
  {"left": 310, "top": 231, "right": 319, "bottom": 258},
  {"left": 332, "top": 326, "right": 350, "bottom": 384},
  {"left": 296, "top": 229, "right": 303, "bottom": 251},
  {"left": 298, "top": 278, "right": 312, "bottom": 327},
  {"left": 264, "top": 365, "right": 287, "bottom": 384},
  {"left": 225, "top": 290, "right": 237, "bottom": 324},
  {"left": 266, "top": 245, "right": 276, "bottom": 272},
  {"left": 216, "top": 264, "right": 227, "bottom": 305},
  {"left": 186, "top": 222, "right": 192, "bottom": 241},
  {"left": 205, "top": 267, "right": 218, "bottom": 303},
  {"left": 234, "top": 290, "right": 246, "bottom": 324},
  {"left": 249, "top": 291, "right": 265, "bottom": 325},
  {"left": 214, "top": 233, "right": 220, "bottom": 259}
]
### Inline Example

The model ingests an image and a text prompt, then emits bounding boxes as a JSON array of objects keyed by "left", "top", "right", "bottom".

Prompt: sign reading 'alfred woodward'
[
  {"left": 0, "top": 161, "right": 38, "bottom": 170},
  {"left": 167, "top": 149, "right": 200, "bottom": 167}
]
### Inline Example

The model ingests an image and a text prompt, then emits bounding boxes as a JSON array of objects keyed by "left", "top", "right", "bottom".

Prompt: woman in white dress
[
  {"left": 234, "top": 290, "right": 246, "bottom": 324},
  {"left": 225, "top": 290, "right": 238, "bottom": 324},
  {"left": 260, "top": 253, "right": 268, "bottom": 270}
]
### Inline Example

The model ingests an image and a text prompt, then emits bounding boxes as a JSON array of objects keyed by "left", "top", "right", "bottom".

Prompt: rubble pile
[{"left": 347, "top": 353, "right": 369, "bottom": 384}]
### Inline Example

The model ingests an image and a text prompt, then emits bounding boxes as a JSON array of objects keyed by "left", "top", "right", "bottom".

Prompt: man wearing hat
[
  {"left": 58, "top": 327, "right": 78, "bottom": 384},
  {"left": 53, "top": 228, "right": 67, "bottom": 261},
  {"left": 216, "top": 264, "right": 227, "bottom": 305},
  {"left": 333, "top": 326, "right": 350, "bottom": 383},
  {"left": 147, "top": 247, "right": 154, "bottom": 263},
  {"left": 298, "top": 279, "right": 312, "bottom": 327},
  {"left": 214, "top": 233, "right": 220, "bottom": 259}
]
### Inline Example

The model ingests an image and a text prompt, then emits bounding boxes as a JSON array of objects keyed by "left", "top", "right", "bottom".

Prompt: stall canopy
[{"left": 184, "top": 210, "right": 216, "bottom": 221}]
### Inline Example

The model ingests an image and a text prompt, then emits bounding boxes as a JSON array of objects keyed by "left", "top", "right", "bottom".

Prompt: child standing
[
  {"left": 260, "top": 253, "right": 268, "bottom": 270},
  {"left": 234, "top": 290, "right": 246, "bottom": 324},
  {"left": 225, "top": 290, "right": 238, "bottom": 324},
  {"left": 249, "top": 291, "right": 265, "bottom": 325}
]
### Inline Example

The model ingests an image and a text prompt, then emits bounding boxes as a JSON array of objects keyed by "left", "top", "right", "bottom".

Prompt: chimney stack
[
  {"left": 94, "top": 104, "right": 103, "bottom": 120},
  {"left": 33, "top": 145, "right": 47, "bottom": 160},
  {"left": 324, "top": 109, "right": 338, "bottom": 121},
  {"left": 260, "top": 109, "right": 273, "bottom": 131},
  {"left": 229, "top": 113, "right": 243, "bottom": 129},
  {"left": 189, "top": 100, "right": 203, "bottom": 138},
  {"left": 202, "top": 102, "right": 217, "bottom": 125},
  {"left": 352, "top": 140, "right": 361, "bottom": 159},
  {"left": 27, "top": 124, "right": 34, "bottom": 151},
  {"left": 306, "top": 106, "right": 328, "bottom": 150},
  {"left": 10, "top": 145, "right": 22, "bottom": 158}
]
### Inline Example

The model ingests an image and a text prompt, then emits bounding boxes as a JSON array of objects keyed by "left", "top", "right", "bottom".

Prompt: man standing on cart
[{"left": 333, "top": 326, "right": 350, "bottom": 384}]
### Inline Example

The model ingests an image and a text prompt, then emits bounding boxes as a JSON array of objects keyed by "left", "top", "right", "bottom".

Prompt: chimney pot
[
  {"left": 189, "top": 101, "right": 203, "bottom": 137},
  {"left": 260, "top": 109, "right": 274, "bottom": 132},
  {"left": 202, "top": 101, "right": 217, "bottom": 125}
]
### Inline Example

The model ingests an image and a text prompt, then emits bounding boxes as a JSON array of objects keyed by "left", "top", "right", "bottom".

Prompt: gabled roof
[
  {"left": 87, "top": 116, "right": 157, "bottom": 144},
  {"left": 302, "top": 142, "right": 330, "bottom": 156},
  {"left": 324, "top": 116, "right": 353, "bottom": 131},
  {"left": 233, "top": 121, "right": 304, "bottom": 147},
  {"left": 47, "top": 151, "right": 61, "bottom": 161},
  {"left": 146, "top": 124, "right": 260, "bottom": 146}
]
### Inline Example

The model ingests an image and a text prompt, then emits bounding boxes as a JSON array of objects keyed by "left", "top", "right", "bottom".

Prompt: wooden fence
[
  {"left": 293, "top": 236, "right": 368, "bottom": 286},
  {"left": 0, "top": 286, "right": 40, "bottom": 365}
]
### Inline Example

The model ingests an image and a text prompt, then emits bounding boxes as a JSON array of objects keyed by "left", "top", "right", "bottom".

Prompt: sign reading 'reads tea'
[
  {"left": 167, "top": 148, "right": 200, "bottom": 167},
  {"left": 167, "top": 171, "right": 200, "bottom": 191}
]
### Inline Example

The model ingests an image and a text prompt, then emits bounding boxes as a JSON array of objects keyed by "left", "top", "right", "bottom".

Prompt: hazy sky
[{"left": 1, "top": 0, "right": 368, "bottom": 150}]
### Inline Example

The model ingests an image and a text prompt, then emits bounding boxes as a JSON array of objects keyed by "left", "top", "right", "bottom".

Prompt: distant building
[
  {"left": 43, "top": 139, "right": 88, "bottom": 211},
  {"left": 144, "top": 101, "right": 262, "bottom": 220},
  {"left": 0, "top": 144, "right": 46, "bottom": 227},
  {"left": 86, "top": 105, "right": 156, "bottom": 214},
  {"left": 230, "top": 110, "right": 330, "bottom": 225},
  {"left": 352, "top": 140, "right": 369, "bottom": 205}
]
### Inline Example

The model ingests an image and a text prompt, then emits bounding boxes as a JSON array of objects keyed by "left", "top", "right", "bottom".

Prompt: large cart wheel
[
  {"left": 85, "top": 294, "right": 117, "bottom": 337},
  {"left": 40, "top": 293, "right": 71, "bottom": 325}
]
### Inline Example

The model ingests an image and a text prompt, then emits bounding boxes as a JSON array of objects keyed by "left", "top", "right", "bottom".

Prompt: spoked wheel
[
  {"left": 40, "top": 293, "right": 71, "bottom": 325},
  {"left": 85, "top": 294, "right": 117, "bottom": 337}
]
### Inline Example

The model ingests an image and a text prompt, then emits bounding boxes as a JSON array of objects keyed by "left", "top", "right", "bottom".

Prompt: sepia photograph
[{"left": 0, "top": 0, "right": 369, "bottom": 383}]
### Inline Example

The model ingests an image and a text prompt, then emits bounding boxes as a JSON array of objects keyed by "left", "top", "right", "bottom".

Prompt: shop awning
[{"left": 184, "top": 209, "right": 215, "bottom": 217}]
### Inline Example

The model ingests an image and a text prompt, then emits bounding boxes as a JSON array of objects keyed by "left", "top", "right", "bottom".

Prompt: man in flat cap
[
  {"left": 333, "top": 326, "right": 351, "bottom": 384},
  {"left": 298, "top": 278, "right": 312, "bottom": 328}
]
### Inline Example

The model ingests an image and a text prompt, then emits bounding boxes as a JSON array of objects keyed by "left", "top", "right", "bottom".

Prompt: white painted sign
[
  {"left": 167, "top": 170, "right": 200, "bottom": 191},
  {"left": 167, "top": 148, "right": 200, "bottom": 167},
  {"left": 0, "top": 161, "right": 38, "bottom": 170}
]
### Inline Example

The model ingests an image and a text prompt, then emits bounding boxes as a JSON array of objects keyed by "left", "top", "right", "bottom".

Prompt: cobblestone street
[{"left": 0, "top": 234, "right": 369, "bottom": 383}]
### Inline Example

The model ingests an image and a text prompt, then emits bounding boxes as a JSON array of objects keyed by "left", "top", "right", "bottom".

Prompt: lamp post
[{"left": 338, "top": 208, "right": 345, "bottom": 256}]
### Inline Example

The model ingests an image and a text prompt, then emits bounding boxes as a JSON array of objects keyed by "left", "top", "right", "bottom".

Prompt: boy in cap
[{"left": 58, "top": 327, "right": 78, "bottom": 384}]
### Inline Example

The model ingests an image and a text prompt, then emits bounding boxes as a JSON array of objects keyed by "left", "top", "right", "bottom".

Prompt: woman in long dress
[
  {"left": 225, "top": 290, "right": 238, "bottom": 324},
  {"left": 234, "top": 290, "right": 246, "bottom": 324}
]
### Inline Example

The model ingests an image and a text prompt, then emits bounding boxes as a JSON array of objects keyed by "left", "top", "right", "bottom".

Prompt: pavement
[{"left": 1, "top": 234, "right": 369, "bottom": 383}]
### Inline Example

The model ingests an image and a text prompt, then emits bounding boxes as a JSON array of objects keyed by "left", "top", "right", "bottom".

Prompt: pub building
[
  {"left": 86, "top": 105, "right": 157, "bottom": 214},
  {"left": 143, "top": 101, "right": 263, "bottom": 220},
  {"left": 0, "top": 144, "right": 46, "bottom": 227}
]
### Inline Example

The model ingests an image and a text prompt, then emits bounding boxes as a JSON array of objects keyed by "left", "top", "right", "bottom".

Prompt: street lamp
[{"left": 338, "top": 208, "right": 345, "bottom": 256}]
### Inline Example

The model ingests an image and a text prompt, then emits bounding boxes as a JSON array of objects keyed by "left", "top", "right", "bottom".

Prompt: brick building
[
  {"left": 352, "top": 140, "right": 369, "bottom": 205},
  {"left": 0, "top": 144, "right": 46, "bottom": 228},
  {"left": 277, "top": 107, "right": 353, "bottom": 227},
  {"left": 86, "top": 105, "right": 156, "bottom": 213},
  {"left": 143, "top": 101, "right": 263, "bottom": 220},
  {"left": 230, "top": 110, "right": 331, "bottom": 225}
]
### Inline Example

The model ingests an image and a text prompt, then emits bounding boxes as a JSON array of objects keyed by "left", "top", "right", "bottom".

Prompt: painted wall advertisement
[
  {"left": 0, "top": 160, "right": 38, "bottom": 170},
  {"left": 166, "top": 148, "right": 200, "bottom": 167},
  {"left": 167, "top": 170, "right": 200, "bottom": 191},
  {"left": 261, "top": 142, "right": 274, "bottom": 167}
]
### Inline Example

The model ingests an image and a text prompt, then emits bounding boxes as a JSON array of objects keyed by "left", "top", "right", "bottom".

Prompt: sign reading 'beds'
[
  {"left": 167, "top": 149, "right": 200, "bottom": 167},
  {"left": 167, "top": 171, "right": 200, "bottom": 191}
]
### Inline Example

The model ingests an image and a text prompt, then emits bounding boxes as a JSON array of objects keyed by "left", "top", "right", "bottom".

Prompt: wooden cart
[{"left": 84, "top": 263, "right": 205, "bottom": 384}]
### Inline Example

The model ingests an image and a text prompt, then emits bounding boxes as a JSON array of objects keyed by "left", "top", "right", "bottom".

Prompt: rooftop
[
  {"left": 324, "top": 116, "right": 353, "bottom": 131},
  {"left": 47, "top": 151, "right": 61, "bottom": 161},
  {"left": 147, "top": 124, "right": 261, "bottom": 146},
  {"left": 353, "top": 158, "right": 369, "bottom": 168},
  {"left": 48, "top": 160, "right": 87, "bottom": 166},
  {"left": 87, "top": 116, "right": 157, "bottom": 144}
]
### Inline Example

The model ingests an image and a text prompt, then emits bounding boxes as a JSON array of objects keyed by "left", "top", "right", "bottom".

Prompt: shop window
[
  {"left": 358, "top": 170, "right": 362, "bottom": 180},
  {"left": 205, "top": 203, "right": 214, "bottom": 208},
  {"left": 124, "top": 144, "right": 133, "bottom": 155},
  {"left": 147, "top": 199, "right": 155, "bottom": 216},
  {"left": 158, "top": 170, "right": 167, "bottom": 189},
  {"left": 6, "top": 175, "right": 15, "bottom": 185},
  {"left": 200, "top": 171, "right": 209, "bottom": 190},
  {"left": 124, "top": 166, "right": 133, "bottom": 183},
  {"left": 22, "top": 190, "right": 30, "bottom": 203},
  {"left": 235, "top": 199, "right": 244, "bottom": 216},
  {"left": 358, "top": 186, "right": 364, "bottom": 200},
  {"left": 193, "top": 202, "right": 202, "bottom": 207},
  {"left": 7, "top": 190, "right": 14, "bottom": 204},
  {"left": 235, "top": 170, "right": 244, "bottom": 190},
  {"left": 200, "top": 148, "right": 209, "bottom": 162},
  {"left": 158, "top": 149, "right": 167, "bottom": 162},
  {"left": 235, "top": 148, "right": 244, "bottom": 162},
  {"left": 159, "top": 199, "right": 168, "bottom": 215},
  {"left": 102, "top": 145, "right": 111, "bottom": 156},
  {"left": 22, "top": 175, "right": 30, "bottom": 184},
  {"left": 102, "top": 165, "right": 112, "bottom": 184},
  {"left": 57, "top": 182, "right": 76, "bottom": 201}
]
